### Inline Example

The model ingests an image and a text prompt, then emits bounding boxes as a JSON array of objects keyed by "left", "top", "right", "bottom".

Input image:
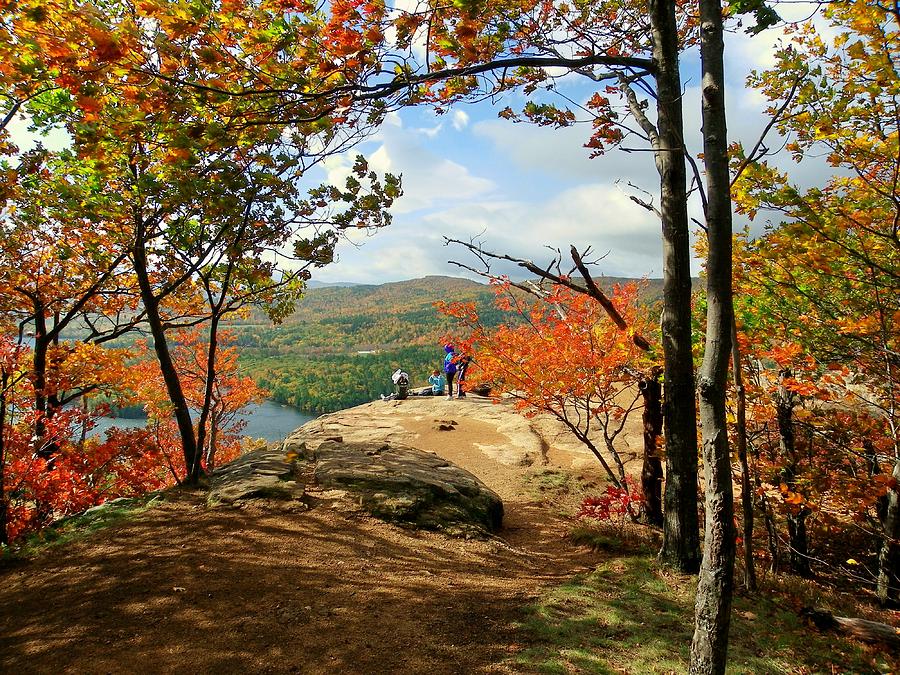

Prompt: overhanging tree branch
[{"left": 444, "top": 236, "right": 653, "bottom": 351}]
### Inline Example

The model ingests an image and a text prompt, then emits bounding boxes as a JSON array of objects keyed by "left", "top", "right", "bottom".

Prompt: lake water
[{"left": 89, "top": 400, "right": 317, "bottom": 443}]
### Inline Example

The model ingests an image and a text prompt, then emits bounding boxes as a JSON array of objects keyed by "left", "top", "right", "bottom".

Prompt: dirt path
[{"left": 0, "top": 397, "right": 618, "bottom": 674}]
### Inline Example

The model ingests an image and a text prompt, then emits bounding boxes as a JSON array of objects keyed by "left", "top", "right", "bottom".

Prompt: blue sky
[{"left": 313, "top": 3, "right": 833, "bottom": 284}]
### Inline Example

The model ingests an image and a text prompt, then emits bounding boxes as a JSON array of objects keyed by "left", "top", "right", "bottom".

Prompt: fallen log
[{"left": 802, "top": 607, "right": 900, "bottom": 649}]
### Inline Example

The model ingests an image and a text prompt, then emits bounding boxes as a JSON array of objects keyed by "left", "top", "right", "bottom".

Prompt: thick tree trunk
[
  {"left": 32, "top": 316, "right": 59, "bottom": 524},
  {"left": 132, "top": 235, "right": 200, "bottom": 484},
  {"left": 32, "top": 309, "right": 63, "bottom": 466},
  {"left": 731, "top": 317, "right": 756, "bottom": 590},
  {"left": 649, "top": 0, "right": 701, "bottom": 574},
  {"left": 32, "top": 312, "right": 51, "bottom": 461},
  {"left": 640, "top": 370, "right": 664, "bottom": 526},
  {"left": 690, "top": 0, "right": 736, "bottom": 672},
  {"left": 876, "top": 457, "right": 900, "bottom": 606}
]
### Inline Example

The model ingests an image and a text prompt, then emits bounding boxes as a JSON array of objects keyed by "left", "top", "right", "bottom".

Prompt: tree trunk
[
  {"left": 776, "top": 369, "right": 812, "bottom": 577},
  {"left": 195, "top": 314, "right": 221, "bottom": 483},
  {"left": 690, "top": 0, "right": 736, "bottom": 672},
  {"left": 31, "top": 314, "right": 59, "bottom": 525},
  {"left": 205, "top": 408, "right": 220, "bottom": 472},
  {"left": 649, "top": 0, "right": 701, "bottom": 574},
  {"left": 759, "top": 490, "right": 781, "bottom": 574},
  {"left": 640, "top": 370, "right": 664, "bottom": 526},
  {"left": 803, "top": 607, "right": 900, "bottom": 649},
  {"left": 32, "top": 311, "right": 52, "bottom": 461},
  {"left": 0, "top": 367, "right": 9, "bottom": 546},
  {"left": 876, "top": 457, "right": 900, "bottom": 606},
  {"left": 132, "top": 235, "right": 200, "bottom": 484},
  {"left": 731, "top": 317, "right": 756, "bottom": 590},
  {"left": 31, "top": 308, "right": 63, "bottom": 467},
  {"left": 786, "top": 507, "right": 812, "bottom": 577}
]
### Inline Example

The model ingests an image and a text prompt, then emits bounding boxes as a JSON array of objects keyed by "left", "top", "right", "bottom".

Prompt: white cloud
[
  {"left": 383, "top": 111, "right": 404, "bottom": 128},
  {"left": 421, "top": 183, "right": 665, "bottom": 278},
  {"left": 365, "top": 121, "right": 495, "bottom": 215},
  {"left": 361, "top": 241, "right": 439, "bottom": 279},
  {"left": 312, "top": 178, "right": 680, "bottom": 285},
  {"left": 452, "top": 110, "right": 469, "bottom": 131},
  {"left": 473, "top": 117, "right": 657, "bottom": 186},
  {"left": 5, "top": 114, "right": 70, "bottom": 152},
  {"left": 321, "top": 152, "right": 355, "bottom": 191},
  {"left": 413, "top": 123, "right": 443, "bottom": 138},
  {"left": 320, "top": 112, "right": 495, "bottom": 217}
]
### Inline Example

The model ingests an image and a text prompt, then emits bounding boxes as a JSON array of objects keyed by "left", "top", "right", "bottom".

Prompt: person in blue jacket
[
  {"left": 443, "top": 344, "right": 457, "bottom": 399},
  {"left": 427, "top": 369, "right": 446, "bottom": 395}
]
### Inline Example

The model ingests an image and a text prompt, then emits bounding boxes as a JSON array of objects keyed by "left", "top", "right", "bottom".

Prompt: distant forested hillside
[
  {"left": 234, "top": 275, "right": 665, "bottom": 413},
  {"left": 233, "top": 276, "right": 498, "bottom": 412}
]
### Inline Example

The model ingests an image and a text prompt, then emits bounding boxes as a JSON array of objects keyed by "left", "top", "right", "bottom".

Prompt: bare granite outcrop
[{"left": 209, "top": 397, "right": 511, "bottom": 534}]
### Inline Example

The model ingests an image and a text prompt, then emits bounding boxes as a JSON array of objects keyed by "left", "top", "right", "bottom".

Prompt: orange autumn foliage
[{"left": 439, "top": 279, "right": 658, "bottom": 494}]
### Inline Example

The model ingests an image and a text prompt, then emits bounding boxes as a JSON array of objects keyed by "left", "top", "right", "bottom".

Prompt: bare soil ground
[{"left": 0, "top": 396, "right": 615, "bottom": 674}]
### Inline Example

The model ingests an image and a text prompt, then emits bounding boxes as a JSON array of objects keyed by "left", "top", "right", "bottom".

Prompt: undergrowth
[
  {"left": 524, "top": 468, "right": 598, "bottom": 502},
  {"left": 569, "top": 521, "right": 661, "bottom": 556},
  {"left": 1, "top": 492, "right": 163, "bottom": 561},
  {"left": 511, "top": 555, "right": 898, "bottom": 674}
]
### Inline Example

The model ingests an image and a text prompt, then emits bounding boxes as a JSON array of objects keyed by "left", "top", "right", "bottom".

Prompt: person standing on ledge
[
  {"left": 455, "top": 354, "right": 472, "bottom": 398},
  {"left": 443, "top": 344, "right": 457, "bottom": 400}
]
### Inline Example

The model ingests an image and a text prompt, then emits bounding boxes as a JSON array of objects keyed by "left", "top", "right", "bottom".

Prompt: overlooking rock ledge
[
  {"left": 210, "top": 435, "right": 504, "bottom": 535},
  {"left": 210, "top": 393, "right": 621, "bottom": 535}
]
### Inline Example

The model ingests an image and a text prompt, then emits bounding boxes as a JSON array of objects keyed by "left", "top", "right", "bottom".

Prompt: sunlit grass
[{"left": 512, "top": 555, "right": 896, "bottom": 674}]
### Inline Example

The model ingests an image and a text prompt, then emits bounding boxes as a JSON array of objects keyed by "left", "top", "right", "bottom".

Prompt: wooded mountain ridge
[{"left": 233, "top": 275, "right": 667, "bottom": 412}]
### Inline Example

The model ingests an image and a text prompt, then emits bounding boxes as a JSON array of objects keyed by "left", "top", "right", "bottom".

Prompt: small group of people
[{"left": 380, "top": 343, "right": 472, "bottom": 401}]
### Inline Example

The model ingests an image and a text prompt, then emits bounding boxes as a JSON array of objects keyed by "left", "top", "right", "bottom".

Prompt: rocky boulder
[
  {"left": 212, "top": 435, "right": 503, "bottom": 535},
  {"left": 208, "top": 448, "right": 306, "bottom": 505},
  {"left": 310, "top": 439, "right": 503, "bottom": 534}
]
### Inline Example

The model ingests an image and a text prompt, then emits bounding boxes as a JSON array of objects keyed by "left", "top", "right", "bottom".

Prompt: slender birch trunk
[{"left": 690, "top": 0, "right": 736, "bottom": 671}]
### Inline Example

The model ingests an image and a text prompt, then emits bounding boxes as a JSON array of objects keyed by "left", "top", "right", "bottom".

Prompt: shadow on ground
[{"left": 0, "top": 491, "right": 602, "bottom": 675}]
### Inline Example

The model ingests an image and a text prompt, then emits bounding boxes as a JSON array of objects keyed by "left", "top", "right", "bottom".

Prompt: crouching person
[
  {"left": 426, "top": 369, "right": 446, "bottom": 396},
  {"left": 381, "top": 368, "right": 410, "bottom": 401}
]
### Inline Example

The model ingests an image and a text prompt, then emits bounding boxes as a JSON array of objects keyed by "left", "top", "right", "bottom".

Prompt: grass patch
[
  {"left": 569, "top": 522, "right": 661, "bottom": 556},
  {"left": 525, "top": 468, "right": 573, "bottom": 496},
  {"left": 524, "top": 468, "right": 597, "bottom": 501},
  {"left": 512, "top": 555, "right": 896, "bottom": 674},
  {"left": 1, "top": 492, "right": 164, "bottom": 561}
]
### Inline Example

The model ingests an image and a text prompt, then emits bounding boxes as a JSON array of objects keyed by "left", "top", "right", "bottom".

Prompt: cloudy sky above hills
[
  {"left": 6, "top": 3, "right": 831, "bottom": 287},
  {"left": 312, "top": 3, "right": 833, "bottom": 285}
]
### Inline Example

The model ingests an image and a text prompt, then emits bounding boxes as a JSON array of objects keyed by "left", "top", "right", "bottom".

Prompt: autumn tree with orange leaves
[
  {"left": 0, "top": 333, "right": 171, "bottom": 544},
  {"left": 1, "top": 0, "right": 400, "bottom": 485},
  {"left": 0, "top": 150, "right": 141, "bottom": 462},
  {"left": 134, "top": 329, "right": 266, "bottom": 473},
  {"left": 439, "top": 279, "right": 664, "bottom": 524}
]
